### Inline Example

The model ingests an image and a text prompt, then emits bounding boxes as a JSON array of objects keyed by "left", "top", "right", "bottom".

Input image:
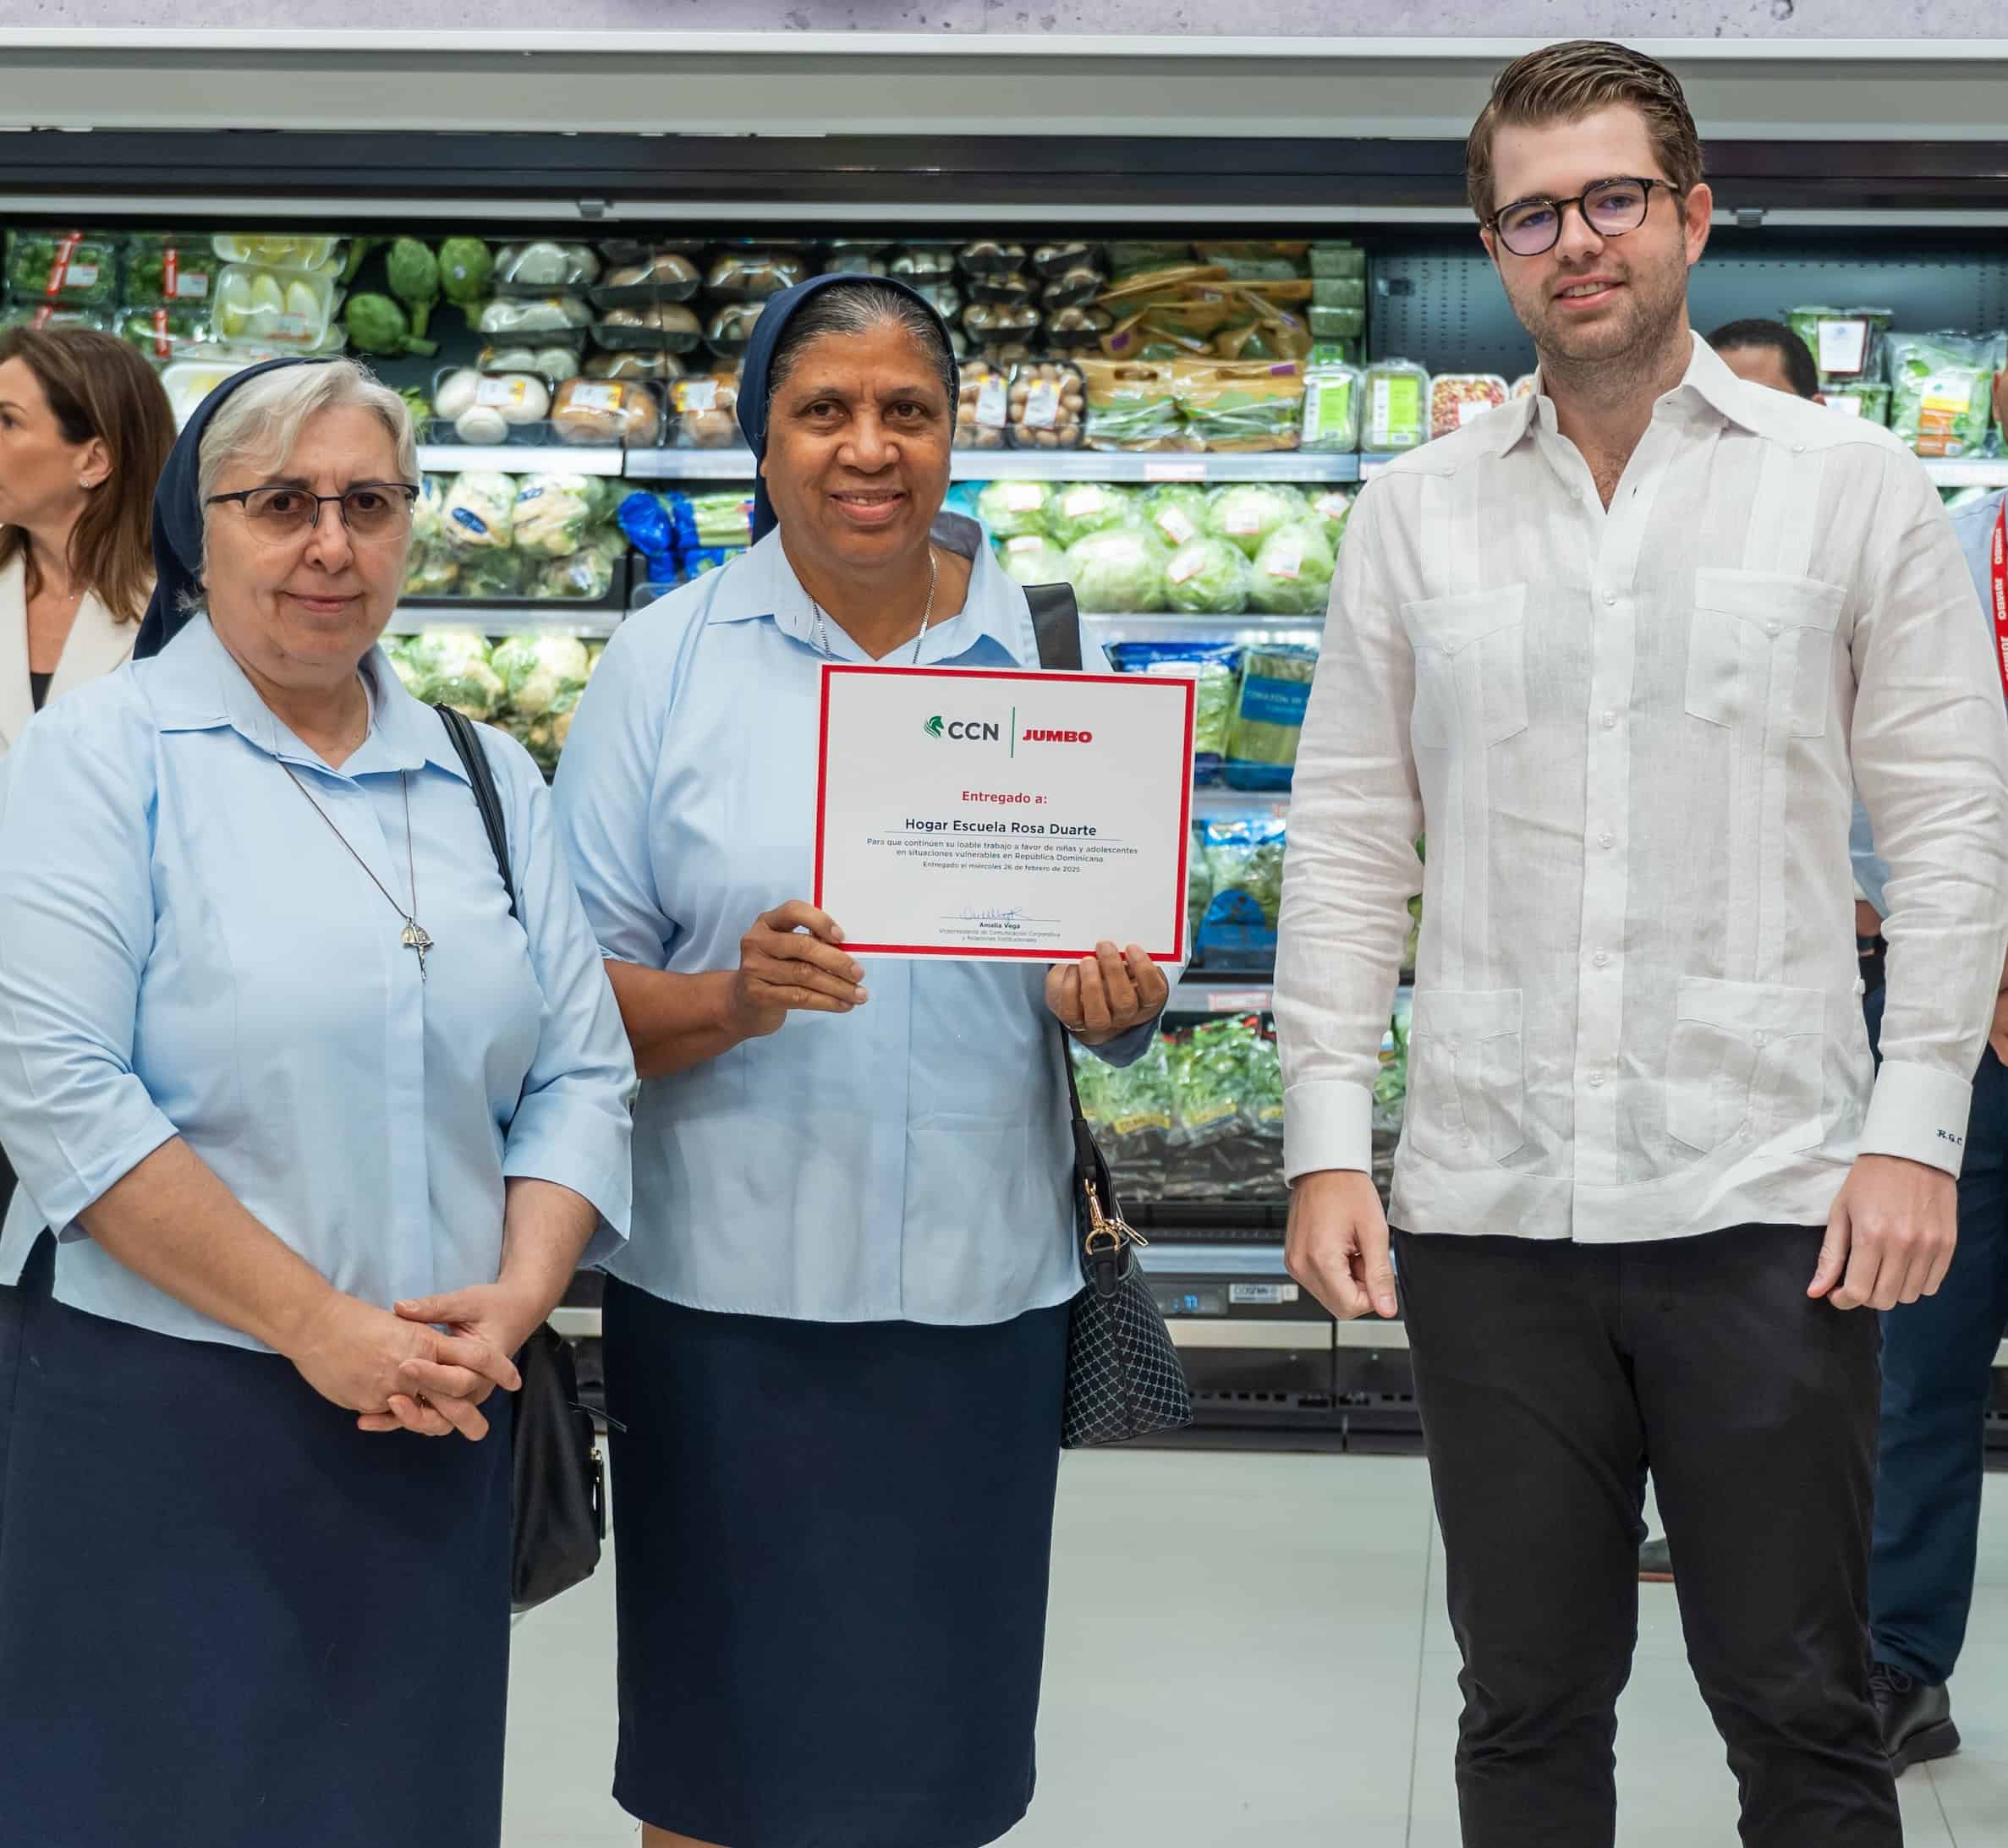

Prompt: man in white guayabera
[{"left": 1273, "top": 39, "right": 2008, "bottom": 1848}]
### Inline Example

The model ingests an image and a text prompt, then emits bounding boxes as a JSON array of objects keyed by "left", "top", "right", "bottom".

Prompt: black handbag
[
  {"left": 1021, "top": 586, "right": 1194, "bottom": 1450},
  {"left": 435, "top": 704, "right": 607, "bottom": 1611}
]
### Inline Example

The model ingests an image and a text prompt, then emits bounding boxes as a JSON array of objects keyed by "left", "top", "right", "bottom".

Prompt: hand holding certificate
[{"left": 814, "top": 663, "right": 1197, "bottom": 963}]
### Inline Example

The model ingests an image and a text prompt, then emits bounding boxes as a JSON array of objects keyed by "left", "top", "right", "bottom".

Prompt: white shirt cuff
[
  {"left": 1283, "top": 1078, "right": 1375, "bottom": 1182},
  {"left": 1859, "top": 1059, "right": 1976, "bottom": 1177}
]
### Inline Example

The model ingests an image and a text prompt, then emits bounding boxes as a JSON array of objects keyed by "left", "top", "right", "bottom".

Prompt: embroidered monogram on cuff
[{"left": 1859, "top": 1059, "right": 1978, "bottom": 1178}]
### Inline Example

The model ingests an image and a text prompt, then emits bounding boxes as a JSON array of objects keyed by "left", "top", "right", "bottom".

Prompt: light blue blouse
[
  {"left": 0, "top": 616, "right": 634, "bottom": 1350},
  {"left": 552, "top": 512, "right": 1159, "bottom": 1327},
  {"left": 1852, "top": 488, "right": 2005, "bottom": 916}
]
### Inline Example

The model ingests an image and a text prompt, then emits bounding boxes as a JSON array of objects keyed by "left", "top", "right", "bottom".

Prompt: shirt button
[
  {"left": 1601, "top": 710, "right": 1617, "bottom": 729},
  {"left": 1753, "top": 1030, "right": 1770, "bottom": 1049},
  {"left": 1593, "top": 951, "right": 1610, "bottom": 968},
  {"left": 1765, "top": 620, "right": 1780, "bottom": 636},
  {"left": 1793, "top": 442, "right": 1806, "bottom": 455},
  {"left": 1588, "top": 1071, "right": 1605, "bottom": 1089},
  {"left": 1599, "top": 831, "right": 1616, "bottom": 848},
  {"left": 1602, "top": 590, "right": 1618, "bottom": 606}
]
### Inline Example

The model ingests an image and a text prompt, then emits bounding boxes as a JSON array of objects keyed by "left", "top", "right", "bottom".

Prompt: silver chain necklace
[
  {"left": 811, "top": 546, "right": 939, "bottom": 662},
  {"left": 280, "top": 764, "right": 433, "bottom": 979}
]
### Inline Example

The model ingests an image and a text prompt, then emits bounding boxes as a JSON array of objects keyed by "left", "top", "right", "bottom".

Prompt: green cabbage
[
  {"left": 491, "top": 634, "right": 591, "bottom": 717},
  {"left": 995, "top": 535, "right": 1073, "bottom": 587},
  {"left": 1065, "top": 528, "right": 1168, "bottom": 614},
  {"left": 974, "top": 478, "right": 1053, "bottom": 540},
  {"left": 1045, "top": 481, "right": 1137, "bottom": 549},
  {"left": 1140, "top": 481, "right": 1212, "bottom": 550},
  {"left": 1301, "top": 487, "right": 1354, "bottom": 547},
  {"left": 1246, "top": 523, "right": 1336, "bottom": 617},
  {"left": 1208, "top": 483, "right": 1306, "bottom": 558},
  {"left": 1163, "top": 535, "right": 1250, "bottom": 615}
]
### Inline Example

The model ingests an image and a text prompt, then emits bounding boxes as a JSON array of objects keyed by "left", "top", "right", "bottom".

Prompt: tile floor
[{"left": 504, "top": 1451, "right": 2008, "bottom": 1846}]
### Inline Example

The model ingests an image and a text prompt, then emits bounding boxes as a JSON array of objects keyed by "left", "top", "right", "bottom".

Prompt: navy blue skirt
[
  {"left": 0, "top": 1286, "right": 514, "bottom": 1848},
  {"left": 603, "top": 1280, "right": 1070, "bottom": 1848}
]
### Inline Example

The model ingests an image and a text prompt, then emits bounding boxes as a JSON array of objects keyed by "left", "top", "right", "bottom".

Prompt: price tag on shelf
[
  {"left": 1145, "top": 459, "right": 1207, "bottom": 483},
  {"left": 1203, "top": 988, "right": 1275, "bottom": 1013}
]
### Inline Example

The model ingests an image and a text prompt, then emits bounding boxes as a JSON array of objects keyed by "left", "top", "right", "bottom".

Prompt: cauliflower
[
  {"left": 511, "top": 474, "right": 601, "bottom": 558},
  {"left": 398, "top": 628, "right": 506, "bottom": 719},
  {"left": 491, "top": 634, "right": 591, "bottom": 718},
  {"left": 442, "top": 471, "right": 518, "bottom": 551}
]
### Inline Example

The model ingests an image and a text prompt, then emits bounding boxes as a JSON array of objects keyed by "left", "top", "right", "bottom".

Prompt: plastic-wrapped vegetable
[
  {"left": 1163, "top": 535, "right": 1252, "bottom": 616},
  {"left": 512, "top": 474, "right": 605, "bottom": 558},
  {"left": 5, "top": 231, "right": 123, "bottom": 308},
  {"left": 442, "top": 472, "right": 518, "bottom": 550},
  {"left": 212, "top": 233, "right": 342, "bottom": 272},
  {"left": 1226, "top": 645, "right": 1319, "bottom": 788},
  {"left": 1887, "top": 331, "right": 2007, "bottom": 458},
  {"left": 1007, "top": 361, "right": 1087, "bottom": 451},
  {"left": 494, "top": 242, "right": 601, "bottom": 293},
  {"left": 1786, "top": 305, "right": 1895, "bottom": 382},
  {"left": 1172, "top": 359, "right": 1306, "bottom": 452},
  {"left": 706, "top": 252, "right": 810, "bottom": 299},
  {"left": 658, "top": 490, "right": 755, "bottom": 554},
  {"left": 412, "top": 475, "right": 448, "bottom": 547},
  {"left": 432, "top": 368, "right": 551, "bottom": 444},
  {"left": 995, "top": 534, "right": 1073, "bottom": 588},
  {"left": 538, "top": 543, "right": 622, "bottom": 602},
  {"left": 955, "top": 359, "right": 1011, "bottom": 451},
  {"left": 455, "top": 551, "right": 529, "bottom": 601},
  {"left": 217, "top": 265, "right": 344, "bottom": 349},
  {"left": 491, "top": 634, "right": 592, "bottom": 716},
  {"left": 0, "top": 305, "right": 112, "bottom": 337},
  {"left": 1107, "top": 640, "right": 1240, "bottom": 782},
  {"left": 1207, "top": 482, "right": 1305, "bottom": 559},
  {"left": 591, "top": 252, "right": 702, "bottom": 307},
  {"left": 1200, "top": 816, "right": 1287, "bottom": 931},
  {"left": 1301, "top": 487, "right": 1354, "bottom": 548},
  {"left": 551, "top": 378, "right": 662, "bottom": 447},
  {"left": 1429, "top": 372, "right": 1509, "bottom": 440},
  {"left": 1064, "top": 528, "right": 1168, "bottom": 614},
  {"left": 124, "top": 237, "right": 221, "bottom": 307},
  {"left": 672, "top": 374, "right": 743, "bottom": 449},
  {"left": 1076, "top": 358, "right": 1188, "bottom": 452},
  {"left": 888, "top": 245, "right": 959, "bottom": 285},
  {"left": 1138, "top": 483, "right": 1210, "bottom": 551},
  {"left": 1246, "top": 524, "right": 1336, "bottom": 617},
  {"left": 1363, "top": 357, "right": 1431, "bottom": 452},
  {"left": 478, "top": 297, "right": 592, "bottom": 337},
  {"left": 974, "top": 479, "right": 1053, "bottom": 541},
  {"left": 1045, "top": 482, "right": 1137, "bottom": 551},
  {"left": 117, "top": 305, "right": 208, "bottom": 362},
  {"left": 1300, "top": 360, "right": 1362, "bottom": 452},
  {"left": 401, "top": 545, "right": 460, "bottom": 599},
  {"left": 398, "top": 629, "right": 506, "bottom": 717},
  {"left": 1824, "top": 381, "right": 1892, "bottom": 425}
]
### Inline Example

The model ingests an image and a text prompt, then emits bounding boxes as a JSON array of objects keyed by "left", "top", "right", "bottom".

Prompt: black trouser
[{"left": 1394, "top": 1223, "right": 1899, "bottom": 1848}]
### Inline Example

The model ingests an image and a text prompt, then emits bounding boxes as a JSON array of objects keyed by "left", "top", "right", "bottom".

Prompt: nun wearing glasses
[
  {"left": 0, "top": 356, "right": 634, "bottom": 1848},
  {"left": 553, "top": 274, "right": 1171, "bottom": 1848}
]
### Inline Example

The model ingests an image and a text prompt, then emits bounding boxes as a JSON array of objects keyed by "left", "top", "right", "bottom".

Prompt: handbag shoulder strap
[
  {"left": 1024, "top": 580, "right": 1084, "bottom": 672},
  {"left": 433, "top": 705, "right": 521, "bottom": 924}
]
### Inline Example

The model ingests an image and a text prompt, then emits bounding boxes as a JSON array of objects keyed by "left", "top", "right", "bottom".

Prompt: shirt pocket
[
  {"left": 1404, "top": 987, "right": 1527, "bottom": 1168},
  {"left": 1400, "top": 584, "right": 1530, "bottom": 751},
  {"left": 1665, "top": 975, "right": 1827, "bottom": 1156},
  {"left": 1687, "top": 568, "right": 1846, "bottom": 740}
]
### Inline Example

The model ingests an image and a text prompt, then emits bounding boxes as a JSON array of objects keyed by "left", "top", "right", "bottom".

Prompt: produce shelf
[
  {"left": 946, "top": 452, "right": 1362, "bottom": 485},
  {"left": 385, "top": 606, "right": 622, "bottom": 638},
  {"left": 1923, "top": 458, "right": 2008, "bottom": 487},
  {"left": 418, "top": 444, "right": 626, "bottom": 477},
  {"left": 623, "top": 448, "right": 760, "bottom": 480},
  {"left": 1084, "top": 613, "right": 1325, "bottom": 644},
  {"left": 1191, "top": 787, "right": 1291, "bottom": 820}
]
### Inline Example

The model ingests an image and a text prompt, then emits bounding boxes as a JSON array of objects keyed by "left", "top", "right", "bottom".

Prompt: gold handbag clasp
[{"left": 1083, "top": 1178, "right": 1146, "bottom": 1258}]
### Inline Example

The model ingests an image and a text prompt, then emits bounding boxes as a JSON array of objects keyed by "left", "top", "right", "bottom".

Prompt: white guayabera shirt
[{"left": 1276, "top": 333, "right": 2008, "bottom": 1242}]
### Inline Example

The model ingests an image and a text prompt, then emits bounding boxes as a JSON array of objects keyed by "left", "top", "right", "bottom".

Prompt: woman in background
[{"left": 0, "top": 325, "right": 174, "bottom": 1541}]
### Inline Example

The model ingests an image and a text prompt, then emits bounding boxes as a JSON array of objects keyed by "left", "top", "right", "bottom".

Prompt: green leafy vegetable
[
  {"left": 1064, "top": 528, "right": 1168, "bottom": 613},
  {"left": 4, "top": 231, "right": 123, "bottom": 308},
  {"left": 995, "top": 535, "right": 1074, "bottom": 587},
  {"left": 1139, "top": 481, "right": 1212, "bottom": 550},
  {"left": 974, "top": 477, "right": 1053, "bottom": 540},
  {"left": 1201, "top": 818, "right": 1287, "bottom": 926},
  {"left": 1887, "top": 330, "right": 2007, "bottom": 459},
  {"left": 1045, "top": 481, "right": 1137, "bottom": 549},
  {"left": 512, "top": 474, "right": 603, "bottom": 558},
  {"left": 1163, "top": 535, "right": 1250, "bottom": 615},
  {"left": 1246, "top": 523, "right": 1336, "bottom": 617},
  {"left": 124, "top": 239, "right": 222, "bottom": 308},
  {"left": 398, "top": 629, "right": 505, "bottom": 717},
  {"left": 1226, "top": 645, "right": 1319, "bottom": 787},
  {"left": 1206, "top": 482, "right": 1305, "bottom": 558},
  {"left": 491, "top": 634, "right": 591, "bottom": 717}
]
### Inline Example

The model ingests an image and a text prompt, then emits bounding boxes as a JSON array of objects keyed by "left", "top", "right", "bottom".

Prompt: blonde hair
[
  {"left": 1466, "top": 40, "right": 1704, "bottom": 222},
  {"left": 195, "top": 359, "right": 417, "bottom": 583}
]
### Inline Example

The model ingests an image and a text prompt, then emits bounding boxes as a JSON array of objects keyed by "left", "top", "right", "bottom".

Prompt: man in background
[{"left": 1851, "top": 365, "right": 2008, "bottom": 1774}]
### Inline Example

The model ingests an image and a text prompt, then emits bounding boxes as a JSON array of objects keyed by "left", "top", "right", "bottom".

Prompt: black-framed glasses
[
  {"left": 205, "top": 482, "right": 420, "bottom": 543},
  {"left": 1488, "top": 177, "right": 1667, "bottom": 258}
]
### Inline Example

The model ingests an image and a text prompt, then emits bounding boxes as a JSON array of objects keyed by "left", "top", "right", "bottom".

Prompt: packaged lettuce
[
  {"left": 1045, "top": 481, "right": 1137, "bottom": 549},
  {"left": 1363, "top": 357, "right": 1430, "bottom": 452},
  {"left": 974, "top": 476, "right": 1054, "bottom": 540},
  {"left": 1206, "top": 482, "right": 1305, "bottom": 558},
  {"left": 1198, "top": 816, "right": 1288, "bottom": 967},
  {"left": 1824, "top": 381, "right": 1891, "bottom": 425},
  {"left": 1786, "top": 305, "right": 1894, "bottom": 382},
  {"left": 1226, "top": 645, "right": 1318, "bottom": 789},
  {"left": 1302, "top": 486, "right": 1354, "bottom": 547},
  {"left": 1163, "top": 535, "right": 1251, "bottom": 615},
  {"left": 1140, "top": 480, "right": 1212, "bottom": 550},
  {"left": 1888, "top": 331, "right": 2007, "bottom": 458},
  {"left": 1064, "top": 527, "right": 1167, "bottom": 613},
  {"left": 1187, "top": 833, "right": 1214, "bottom": 944},
  {"left": 1107, "top": 639, "right": 1240, "bottom": 782},
  {"left": 996, "top": 533, "right": 1073, "bottom": 588},
  {"left": 1300, "top": 360, "right": 1362, "bottom": 452},
  {"left": 1082, "top": 1033, "right": 1174, "bottom": 1197},
  {"left": 1246, "top": 523, "right": 1336, "bottom": 617}
]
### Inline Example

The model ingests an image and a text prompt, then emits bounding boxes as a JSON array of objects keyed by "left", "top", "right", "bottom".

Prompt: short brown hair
[
  {"left": 0, "top": 326, "right": 177, "bottom": 625},
  {"left": 1466, "top": 40, "right": 1704, "bottom": 223}
]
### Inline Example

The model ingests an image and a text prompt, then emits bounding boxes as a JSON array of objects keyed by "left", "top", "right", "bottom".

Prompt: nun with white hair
[{"left": 0, "top": 356, "right": 634, "bottom": 1848}]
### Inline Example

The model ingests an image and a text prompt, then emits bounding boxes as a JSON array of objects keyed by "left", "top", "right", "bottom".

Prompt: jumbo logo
[
  {"left": 1020, "top": 727, "right": 1094, "bottom": 743},
  {"left": 922, "top": 715, "right": 1001, "bottom": 741}
]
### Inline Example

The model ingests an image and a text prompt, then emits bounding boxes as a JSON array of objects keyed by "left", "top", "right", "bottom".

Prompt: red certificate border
[{"left": 814, "top": 664, "right": 1195, "bottom": 962}]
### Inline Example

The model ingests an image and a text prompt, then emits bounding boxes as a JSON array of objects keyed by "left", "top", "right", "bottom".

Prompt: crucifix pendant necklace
[{"left": 280, "top": 763, "right": 433, "bottom": 979}]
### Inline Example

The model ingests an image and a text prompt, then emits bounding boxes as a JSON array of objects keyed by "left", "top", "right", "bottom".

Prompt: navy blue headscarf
[
  {"left": 134, "top": 356, "right": 332, "bottom": 661},
  {"left": 736, "top": 272, "right": 960, "bottom": 545}
]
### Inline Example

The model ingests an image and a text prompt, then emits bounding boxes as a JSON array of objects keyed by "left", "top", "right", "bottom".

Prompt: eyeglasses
[
  {"left": 1488, "top": 177, "right": 1667, "bottom": 258},
  {"left": 205, "top": 483, "right": 420, "bottom": 543}
]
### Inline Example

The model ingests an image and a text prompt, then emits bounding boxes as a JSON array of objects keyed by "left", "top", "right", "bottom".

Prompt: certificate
[{"left": 814, "top": 664, "right": 1195, "bottom": 961}]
